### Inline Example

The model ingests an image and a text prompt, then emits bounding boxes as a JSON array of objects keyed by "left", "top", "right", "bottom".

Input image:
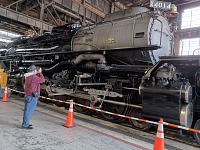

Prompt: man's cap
[{"left": 27, "top": 65, "right": 37, "bottom": 72}]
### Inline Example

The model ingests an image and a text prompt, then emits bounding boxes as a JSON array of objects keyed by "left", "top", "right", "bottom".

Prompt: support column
[{"left": 39, "top": 0, "right": 45, "bottom": 35}]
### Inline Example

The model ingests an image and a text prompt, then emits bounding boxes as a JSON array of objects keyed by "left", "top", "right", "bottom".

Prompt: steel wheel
[
  {"left": 40, "top": 77, "right": 52, "bottom": 103},
  {"left": 53, "top": 95, "right": 68, "bottom": 107},
  {"left": 129, "top": 108, "right": 151, "bottom": 130},
  {"left": 101, "top": 97, "right": 128, "bottom": 122},
  {"left": 73, "top": 98, "right": 91, "bottom": 114}
]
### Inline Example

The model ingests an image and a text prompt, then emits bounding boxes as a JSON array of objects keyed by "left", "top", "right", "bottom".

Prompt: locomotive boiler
[{"left": 72, "top": 7, "right": 172, "bottom": 65}]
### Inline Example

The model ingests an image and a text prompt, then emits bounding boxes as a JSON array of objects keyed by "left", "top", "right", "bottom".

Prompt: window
[
  {"left": 0, "top": 29, "right": 21, "bottom": 43},
  {"left": 181, "top": 6, "right": 200, "bottom": 29},
  {"left": 179, "top": 38, "right": 200, "bottom": 55},
  {"left": 180, "top": 6, "right": 200, "bottom": 55},
  {"left": 0, "top": 38, "right": 12, "bottom": 43}
]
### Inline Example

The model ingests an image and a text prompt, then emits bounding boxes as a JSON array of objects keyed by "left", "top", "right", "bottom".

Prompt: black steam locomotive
[{"left": 1, "top": 6, "right": 199, "bottom": 144}]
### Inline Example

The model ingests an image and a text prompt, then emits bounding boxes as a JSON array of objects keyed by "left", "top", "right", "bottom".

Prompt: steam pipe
[
  {"left": 110, "top": 64, "right": 149, "bottom": 73},
  {"left": 14, "top": 46, "right": 59, "bottom": 53},
  {"left": 44, "top": 61, "right": 73, "bottom": 73},
  {"left": 44, "top": 54, "right": 106, "bottom": 73},
  {"left": 10, "top": 60, "right": 53, "bottom": 66},
  {"left": 20, "top": 60, "right": 53, "bottom": 65}
]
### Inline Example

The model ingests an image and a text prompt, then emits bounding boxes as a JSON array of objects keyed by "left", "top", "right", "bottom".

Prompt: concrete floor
[{"left": 0, "top": 95, "right": 199, "bottom": 150}]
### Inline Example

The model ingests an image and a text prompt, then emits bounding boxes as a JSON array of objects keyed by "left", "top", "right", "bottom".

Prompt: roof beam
[{"left": 0, "top": 6, "right": 54, "bottom": 32}]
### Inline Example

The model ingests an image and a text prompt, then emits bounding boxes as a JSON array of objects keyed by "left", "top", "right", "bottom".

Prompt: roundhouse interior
[{"left": 0, "top": 0, "right": 200, "bottom": 147}]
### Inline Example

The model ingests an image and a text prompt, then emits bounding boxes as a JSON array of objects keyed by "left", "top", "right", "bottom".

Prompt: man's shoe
[
  {"left": 21, "top": 126, "right": 33, "bottom": 129},
  {"left": 29, "top": 124, "right": 33, "bottom": 127}
]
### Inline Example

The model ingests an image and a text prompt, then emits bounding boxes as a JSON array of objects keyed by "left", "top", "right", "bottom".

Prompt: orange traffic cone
[
  {"left": 63, "top": 101, "right": 75, "bottom": 128},
  {"left": 2, "top": 86, "right": 8, "bottom": 102},
  {"left": 153, "top": 118, "right": 164, "bottom": 150}
]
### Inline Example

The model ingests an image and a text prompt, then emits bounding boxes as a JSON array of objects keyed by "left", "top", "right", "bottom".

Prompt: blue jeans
[{"left": 22, "top": 95, "right": 38, "bottom": 127}]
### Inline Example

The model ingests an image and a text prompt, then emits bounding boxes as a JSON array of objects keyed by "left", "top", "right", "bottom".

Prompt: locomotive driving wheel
[
  {"left": 40, "top": 77, "right": 52, "bottom": 103},
  {"left": 129, "top": 108, "right": 151, "bottom": 130},
  {"left": 101, "top": 97, "right": 128, "bottom": 122},
  {"left": 73, "top": 98, "right": 91, "bottom": 114},
  {"left": 194, "top": 119, "right": 200, "bottom": 144},
  {"left": 53, "top": 95, "right": 68, "bottom": 107}
]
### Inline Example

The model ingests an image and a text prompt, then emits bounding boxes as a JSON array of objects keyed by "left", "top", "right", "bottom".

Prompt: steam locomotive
[{"left": 1, "top": 6, "right": 199, "bottom": 144}]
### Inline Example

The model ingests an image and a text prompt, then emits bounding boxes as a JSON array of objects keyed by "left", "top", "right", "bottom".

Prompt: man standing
[{"left": 22, "top": 65, "right": 45, "bottom": 129}]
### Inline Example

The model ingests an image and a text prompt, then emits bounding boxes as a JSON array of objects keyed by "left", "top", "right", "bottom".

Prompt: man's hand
[{"left": 38, "top": 67, "right": 42, "bottom": 73}]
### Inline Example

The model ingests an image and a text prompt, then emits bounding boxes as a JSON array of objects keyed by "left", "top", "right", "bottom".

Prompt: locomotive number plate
[{"left": 150, "top": 0, "right": 171, "bottom": 10}]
